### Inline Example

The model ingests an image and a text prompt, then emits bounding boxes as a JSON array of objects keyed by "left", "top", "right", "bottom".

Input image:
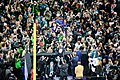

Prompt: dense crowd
[
  {"left": 0, "top": 0, "right": 120, "bottom": 80},
  {"left": 36, "top": 0, "right": 120, "bottom": 80},
  {"left": 0, "top": 0, "right": 33, "bottom": 80}
]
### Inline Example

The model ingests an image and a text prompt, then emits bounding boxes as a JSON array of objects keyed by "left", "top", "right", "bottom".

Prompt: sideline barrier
[{"left": 30, "top": 51, "right": 87, "bottom": 56}]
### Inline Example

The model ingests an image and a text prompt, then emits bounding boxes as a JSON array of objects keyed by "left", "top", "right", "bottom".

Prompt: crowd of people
[
  {"left": 0, "top": 0, "right": 33, "bottom": 80},
  {"left": 0, "top": 0, "right": 120, "bottom": 80},
  {"left": 36, "top": 0, "right": 120, "bottom": 80}
]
